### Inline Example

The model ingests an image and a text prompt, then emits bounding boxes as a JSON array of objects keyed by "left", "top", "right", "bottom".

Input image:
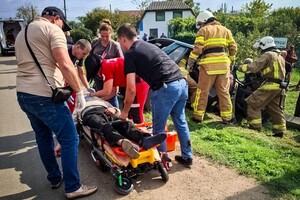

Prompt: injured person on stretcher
[{"left": 71, "top": 96, "right": 167, "bottom": 159}]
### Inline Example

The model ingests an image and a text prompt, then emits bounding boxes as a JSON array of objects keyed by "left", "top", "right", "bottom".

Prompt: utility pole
[{"left": 64, "top": 0, "right": 67, "bottom": 20}]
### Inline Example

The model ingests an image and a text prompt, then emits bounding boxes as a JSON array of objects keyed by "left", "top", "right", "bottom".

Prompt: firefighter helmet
[
  {"left": 196, "top": 10, "right": 215, "bottom": 29},
  {"left": 243, "top": 58, "right": 253, "bottom": 64},
  {"left": 253, "top": 36, "right": 276, "bottom": 50}
]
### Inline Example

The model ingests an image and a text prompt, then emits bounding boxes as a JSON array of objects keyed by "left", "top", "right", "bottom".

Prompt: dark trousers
[{"left": 82, "top": 107, "right": 151, "bottom": 147}]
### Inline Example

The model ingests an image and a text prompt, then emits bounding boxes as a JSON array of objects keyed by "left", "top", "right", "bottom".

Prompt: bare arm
[
  {"left": 52, "top": 47, "right": 82, "bottom": 93},
  {"left": 119, "top": 73, "right": 136, "bottom": 120},
  {"left": 77, "top": 66, "right": 89, "bottom": 89},
  {"left": 91, "top": 79, "right": 114, "bottom": 98}
]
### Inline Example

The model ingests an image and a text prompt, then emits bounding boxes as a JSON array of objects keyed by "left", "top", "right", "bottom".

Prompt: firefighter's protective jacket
[
  {"left": 239, "top": 50, "right": 286, "bottom": 90},
  {"left": 188, "top": 21, "right": 237, "bottom": 75}
]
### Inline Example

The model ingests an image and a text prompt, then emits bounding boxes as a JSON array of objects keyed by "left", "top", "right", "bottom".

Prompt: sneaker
[
  {"left": 121, "top": 139, "right": 140, "bottom": 159},
  {"left": 51, "top": 177, "right": 63, "bottom": 189},
  {"left": 175, "top": 155, "right": 193, "bottom": 168},
  {"left": 65, "top": 185, "right": 97, "bottom": 199}
]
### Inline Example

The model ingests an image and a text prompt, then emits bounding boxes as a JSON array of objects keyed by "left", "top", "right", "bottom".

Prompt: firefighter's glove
[
  {"left": 237, "top": 65, "right": 245, "bottom": 73},
  {"left": 75, "top": 91, "right": 86, "bottom": 111},
  {"left": 187, "top": 59, "right": 195, "bottom": 73}
]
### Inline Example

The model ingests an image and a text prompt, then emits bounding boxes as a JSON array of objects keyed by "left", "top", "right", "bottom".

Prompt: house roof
[
  {"left": 146, "top": 1, "right": 191, "bottom": 11},
  {"left": 119, "top": 10, "right": 143, "bottom": 18}
]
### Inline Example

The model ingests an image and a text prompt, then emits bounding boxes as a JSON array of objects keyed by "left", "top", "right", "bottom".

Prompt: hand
[
  {"left": 119, "top": 111, "right": 128, "bottom": 121},
  {"left": 105, "top": 108, "right": 116, "bottom": 116},
  {"left": 67, "top": 95, "right": 74, "bottom": 105},
  {"left": 75, "top": 91, "right": 86, "bottom": 110},
  {"left": 87, "top": 87, "right": 95, "bottom": 93},
  {"left": 84, "top": 93, "right": 91, "bottom": 101},
  {"left": 54, "top": 143, "right": 61, "bottom": 158}
]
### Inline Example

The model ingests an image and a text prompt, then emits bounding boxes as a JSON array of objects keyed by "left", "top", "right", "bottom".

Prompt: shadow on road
[{"left": 0, "top": 130, "right": 64, "bottom": 199}]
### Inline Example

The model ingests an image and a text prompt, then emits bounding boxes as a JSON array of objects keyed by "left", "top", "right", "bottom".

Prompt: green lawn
[{"left": 145, "top": 68, "right": 300, "bottom": 199}]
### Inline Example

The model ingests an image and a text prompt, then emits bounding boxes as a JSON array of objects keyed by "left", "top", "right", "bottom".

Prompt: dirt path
[{"left": 79, "top": 141, "right": 272, "bottom": 200}]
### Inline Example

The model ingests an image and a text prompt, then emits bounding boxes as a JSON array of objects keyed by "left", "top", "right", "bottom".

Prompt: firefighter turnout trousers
[
  {"left": 246, "top": 88, "right": 286, "bottom": 134},
  {"left": 192, "top": 68, "right": 232, "bottom": 121}
]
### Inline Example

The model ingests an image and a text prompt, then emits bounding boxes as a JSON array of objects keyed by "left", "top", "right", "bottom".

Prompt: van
[{"left": 0, "top": 18, "right": 27, "bottom": 55}]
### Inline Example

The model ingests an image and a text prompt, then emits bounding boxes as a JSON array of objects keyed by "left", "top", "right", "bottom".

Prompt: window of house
[
  {"left": 156, "top": 11, "right": 165, "bottom": 21},
  {"left": 173, "top": 11, "right": 182, "bottom": 18}
]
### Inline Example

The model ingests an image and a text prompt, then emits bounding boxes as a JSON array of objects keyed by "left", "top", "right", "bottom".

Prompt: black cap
[{"left": 42, "top": 6, "right": 72, "bottom": 32}]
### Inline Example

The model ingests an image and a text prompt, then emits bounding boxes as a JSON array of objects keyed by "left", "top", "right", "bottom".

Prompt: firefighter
[
  {"left": 238, "top": 36, "right": 286, "bottom": 137},
  {"left": 178, "top": 55, "right": 198, "bottom": 107},
  {"left": 187, "top": 10, "right": 237, "bottom": 123}
]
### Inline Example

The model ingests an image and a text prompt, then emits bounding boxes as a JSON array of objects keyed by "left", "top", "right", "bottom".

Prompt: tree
[
  {"left": 242, "top": 0, "right": 272, "bottom": 18},
  {"left": 131, "top": 0, "right": 151, "bottom": 11},
  {"left": 16, "top": 4, "right": 38, "bottom": 23},
  {"left": 79, "top": 8, "right": 140, "bottom": 37}
]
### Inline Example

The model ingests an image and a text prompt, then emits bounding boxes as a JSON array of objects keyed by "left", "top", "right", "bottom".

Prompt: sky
[{"left": 1, "top": 0, "right": 300, "bottom": 22}]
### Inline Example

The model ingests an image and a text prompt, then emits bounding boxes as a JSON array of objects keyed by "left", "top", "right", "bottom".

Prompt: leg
[
  {"left": 151, "top": 83, "right": 177, "bottom": 153},
  {"left": 112, "top": 121, "right": 166, "bottom": 150},
  {"left": 187, "top": 75, "right": 198, "bottom": 106},
  {"left": 170, "top": 79, "right": 192, "bottom": 160},
  {"left": 136, "top": 80, "right": 150, "bottom": 123},
  {"left": 193, "top": 68, "right": 216, "bottom": 121},
  {"left": 214, "top": 73, "right": 232, "bottom": 121},
  {"left": 17, "top": 92, "right": 81, "bottom": 193},
  {"left": 265, "top": 90, "right": 286, "bottom": 136}
]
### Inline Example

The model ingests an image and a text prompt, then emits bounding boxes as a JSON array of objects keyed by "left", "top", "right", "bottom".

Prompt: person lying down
[{"left": 73, "top": 96, "right": 167, "bottom": 159}]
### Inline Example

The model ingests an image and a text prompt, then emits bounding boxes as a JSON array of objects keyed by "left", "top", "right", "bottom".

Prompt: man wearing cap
[{"left": 15, "top": 6, "right": 97, "bottom": 199}]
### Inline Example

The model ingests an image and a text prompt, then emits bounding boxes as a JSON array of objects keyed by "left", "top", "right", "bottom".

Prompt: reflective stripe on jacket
[
  {"left": 240, "top": 51, "right": 286, "bottom": 90},
  {"left": 188, "top": 21, "right": 237, "bottom": 75}
]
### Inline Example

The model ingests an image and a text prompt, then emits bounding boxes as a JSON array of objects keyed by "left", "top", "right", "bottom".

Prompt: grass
[{"left": 144, "top": 68, "right": 300, "bottom": 199}]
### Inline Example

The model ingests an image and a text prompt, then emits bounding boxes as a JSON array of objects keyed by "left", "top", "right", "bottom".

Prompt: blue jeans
[
  {"left": 151, "top": 79, "right": 192, "bottom": 159},
  {"left": 17, "top": 92, "right": 81, "bottom": 193}
]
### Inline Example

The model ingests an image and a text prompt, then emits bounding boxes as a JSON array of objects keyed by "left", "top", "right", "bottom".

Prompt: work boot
[
  {"left": 65, "top": 185, "right": 97, "bottom": 199},
  {"left": 141, "top": 132, "right": 167, "bottom": 150},
  {"left": 191, "top": 116, "right": 202, "bottom": 123},
  {"left": 272, "top": 132, "right": 284, "bottom": 138},
  {"left": 222, "top": 118, "right": 236, "bottom": 125},
  {"left": 175, "top": 155, "right": 193, "bottom": 168},
  {"left": 249, "top": 125, "right": 261, "bottom": 132},
  {"left": 121, "top": 139, "right": 140, "bottom": 159}
]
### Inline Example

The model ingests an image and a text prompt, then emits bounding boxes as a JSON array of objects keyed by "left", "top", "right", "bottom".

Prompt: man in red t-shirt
[{"left": 91, "top": 58, "right": 149, "bottom": 123}]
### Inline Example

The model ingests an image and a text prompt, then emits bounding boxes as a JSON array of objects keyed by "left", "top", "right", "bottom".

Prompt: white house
[{"left": 138, "top": 1, "right": 194, "bottom": 39}]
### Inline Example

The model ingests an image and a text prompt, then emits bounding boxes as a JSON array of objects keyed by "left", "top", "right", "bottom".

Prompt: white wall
[{"left": 139, "top": 10, "right": 194, "bottom": 39}]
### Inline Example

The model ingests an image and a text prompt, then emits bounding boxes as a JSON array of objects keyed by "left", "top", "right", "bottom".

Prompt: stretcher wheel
[
  {"left": 114, "top": 177, "right": 133, "bottom": 195},
  {"left": 157, "top": 162, "right": 169, "bottom": 182}
]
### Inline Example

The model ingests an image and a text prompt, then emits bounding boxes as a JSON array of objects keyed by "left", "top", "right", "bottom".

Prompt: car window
[{"left": 168, "top": 46, "right": 187, "bottom": 63}]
